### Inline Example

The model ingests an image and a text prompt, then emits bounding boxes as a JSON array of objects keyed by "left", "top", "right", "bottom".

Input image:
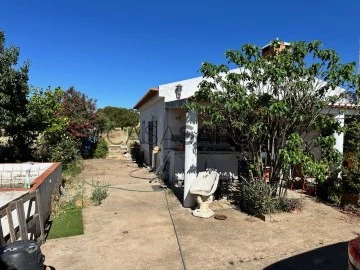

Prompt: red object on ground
[{"left": 349, "top": 237, "right": 360, "bottom": 269}]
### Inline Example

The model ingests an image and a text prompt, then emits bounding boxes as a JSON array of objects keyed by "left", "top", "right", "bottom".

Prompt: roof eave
[{"left": 133, "top": 88, "right": 159, "bottom": 110}]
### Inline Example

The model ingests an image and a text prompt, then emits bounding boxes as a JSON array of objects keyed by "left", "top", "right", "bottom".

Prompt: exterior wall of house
[
  {"left": 138, "top": 97, "right": 165, "bottom": 167},
  {"left": 136, "top": 71, "right": 356, "bottom": 188},
  {"left": 303, "top": 130, "right": 322, "bottom": 160},
  {"left": 163, "top": 108, "right": 186, "bottom": 152}
]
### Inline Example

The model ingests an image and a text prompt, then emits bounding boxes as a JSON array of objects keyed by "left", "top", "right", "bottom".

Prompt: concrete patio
[{"left": 41, "top": 159, "right": 360, "bottom": 269}]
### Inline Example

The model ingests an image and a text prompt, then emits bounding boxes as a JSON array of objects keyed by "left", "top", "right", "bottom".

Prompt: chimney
[{"left": 262, "top": 39, "right": 290, "bottom": 57}]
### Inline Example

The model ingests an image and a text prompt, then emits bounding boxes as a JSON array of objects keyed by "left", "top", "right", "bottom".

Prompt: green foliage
[
  {"left": 93, "top": 138, "right": 109, "bottom": 159},
  {"left": 0, "top": 30, "right": 103, "bottom": 168},
  {"left": 0, "top": 31, "right": 33, "bottom": 161},
  {"left": 28, "top": 86, "right": 102, "bottom": 165},
  {"left": 63, "top": 161, "right": 83, "bottom": 182},
  {"left": 278, "top": 197, "right": 304, "bottom": 212},
  {"left": 342, "top": 118, "right": 360, "bottom": 194},
  {"left": 279, "top": 133, "right": 340, "bottom": 183},
  {"left": 71, "top": 180, "right": 86, "bottom": 207},
  {"left": 239, "top": 180, "right": 303, "bottom": 214},
  {"left": 240, "top": 180, "right": 278, "bottom": 214},
  {"left": 47, "top": 135, "right": 81, "bottom": 170},
  {"left": 317, "top": 116, "right": 360, "bottom": 200},
  {"left": 91, "top": 181, "right": 109, "bottom": 205},
  {"left": 187, "top": 39, "right": 358, "bottom": 186},
  {"left": 98, "top": 106, "right": 139, "bottom": 128},
  {"left": 28, "top": 87, "right": 71, "bottom": 163},
  {"left": 27, "top": 87, "right": 66, "bottom": 134},
  {"left": 328, "top": 192, "right": 342, "bottom": 206}
]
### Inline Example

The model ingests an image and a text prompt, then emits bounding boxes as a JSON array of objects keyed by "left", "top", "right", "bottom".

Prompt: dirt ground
[{"left": 41, "top": 159, "right": 360, "bottom": 270}]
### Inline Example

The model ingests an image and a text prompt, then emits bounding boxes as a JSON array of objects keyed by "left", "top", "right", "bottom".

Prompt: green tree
[
  {"left": 187, "top": 40, "right": 358, "bottom": 188},
  {"left": 29, "top": 86, "right": 99, "bottom": 163},
  {"left": 27, "top": 87, "right": 67, "bottom": 136},
  {"left": 98, "top": 106, "right": 139, "bottom": 128},
  {"left": 0, "top": 30, "right": 32, "bottom": 161},
  {"left": 343, "top": 118, "right": 360, "bottom": 194},
  {"left": 27, "top": 87, "right": 72, "bottom": 162}
]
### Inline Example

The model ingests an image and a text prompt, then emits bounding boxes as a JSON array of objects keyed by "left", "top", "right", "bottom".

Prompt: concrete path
[
  {"left": 42, "top": 159, "right": 183, "bottom": 270},
  {"left": 42, "top": 159, "right": 360, "bottom": 270}
]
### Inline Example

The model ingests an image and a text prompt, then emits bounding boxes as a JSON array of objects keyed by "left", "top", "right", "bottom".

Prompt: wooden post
[
  {"left": 16, "top": 200, "right": 28, "bottom": 241},
  {"left": 0, "top": 210, "right": 5, "bottom": 246},
  {"left": 6, "top": 203, "right": 16, "bottom": 243},
  {"left": 35, "top": 189, "right": 45, "bottom": 244}
]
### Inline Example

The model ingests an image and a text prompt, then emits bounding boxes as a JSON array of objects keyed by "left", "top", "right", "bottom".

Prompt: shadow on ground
[
  {"left": 167, "top": 184, "right": 184, "bottom": 205},
  {"left": 264, "top": 241, "right": 348, "bottom": 270}
]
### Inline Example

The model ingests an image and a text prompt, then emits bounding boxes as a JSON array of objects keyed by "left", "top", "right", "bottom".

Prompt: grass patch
[{"left": 48, "top": 203, "right": 84, "bottom": 239}]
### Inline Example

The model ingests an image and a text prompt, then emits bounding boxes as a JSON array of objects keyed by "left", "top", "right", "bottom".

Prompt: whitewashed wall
[
  {"left": 163, "top": 108, "right": 186, "bottom": 151},
  {"left": 138, "top": 97, "right": 165, "bottom": 166}
]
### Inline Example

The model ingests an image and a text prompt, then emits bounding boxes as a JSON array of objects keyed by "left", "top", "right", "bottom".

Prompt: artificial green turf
[{"left": 48, "top": 204, "right": 84, "bottom": 239}]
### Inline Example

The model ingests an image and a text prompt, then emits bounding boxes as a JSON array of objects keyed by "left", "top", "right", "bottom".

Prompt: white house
[{"left": 133, "top": 43, "right": 358, "bottom": 208}]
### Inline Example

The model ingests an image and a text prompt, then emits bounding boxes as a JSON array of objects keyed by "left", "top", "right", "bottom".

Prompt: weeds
[
  {"left": 71, "top": 180, "right": 86, "bottom": 208},
  {"left": 91, "top": 180, "right": 109, "bottom": 205},
  {"left": 63, "top": 161, "right": 83, "bottom": 184}
]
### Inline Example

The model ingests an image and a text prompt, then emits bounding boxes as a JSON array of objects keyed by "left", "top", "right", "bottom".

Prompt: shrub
[
  {"left": 240, "top": 180, "right": 278, "bottom": 214},
  {"left": 48, "top": 135, "right": 81, "bottom": 170},
  {"left": 71, "top": 180, "right": 86, "bottom": 208},
  {"left": 91, "top": 181, "right": 109, "bottom": 205},
  {"left": 278, "top": 197, "right": 303, "bottom": 212},
  {"left": 63, "top": 161, "right": 82, "bottom": 180},
  {"left": 238, "top": 180, "right": 303, "bottom": 214},
  {"left": 93, "top": 138, "right": 108, "bottom": 159}
]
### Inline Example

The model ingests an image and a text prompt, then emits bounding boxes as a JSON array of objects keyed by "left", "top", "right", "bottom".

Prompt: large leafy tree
[
  {"left": 27, "top": 87, "right": 67, "bottom": 136},
  {"left": 28, "top": 86, "right": 99, "bottom": 164},
  {"left": 59, "top": 87, "right": 98, "bottom": 139},
  {"left": 97, "top": 106, "right": 139, "bottom": 128},
  {"left": 27, "top": 87, "right": 73, "bottom": 162},
  {"left": 187, "top": 40, "right": 358, "bottom": 186},
  {"left": 0, "top": 31, "right": 32, "bottom": 161}
]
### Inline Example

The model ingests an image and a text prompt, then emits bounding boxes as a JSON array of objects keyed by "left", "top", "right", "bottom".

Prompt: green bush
[
  {"left": 47, "top": 135, "right": 81, "bottom": 170},
  {"left": 93, "top": 138, "right": 108, "bottom": 159},
  {"left": 278, "top": 197, "right": 304, "bottom": 212},
  {"left": 240, "top": 180, "right": 278, "bottom": 214},
  {"left": 238, "top": 180, "right": 303, "bottom": 214},
  {"left": 63, "top": 161, "right": 82, "bottom": 180},
  {"left": 91, "top": 181, "right": 109, "bottom": 205}
]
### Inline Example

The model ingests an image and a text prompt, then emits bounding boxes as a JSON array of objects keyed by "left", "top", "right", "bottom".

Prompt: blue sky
[{"left": 1, "top": 0, "right": 360, "bottom": 108}]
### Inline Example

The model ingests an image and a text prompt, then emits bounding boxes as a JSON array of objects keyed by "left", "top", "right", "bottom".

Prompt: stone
[{"left": 190, "top": 171, "right": 220, "bottom": 219}]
